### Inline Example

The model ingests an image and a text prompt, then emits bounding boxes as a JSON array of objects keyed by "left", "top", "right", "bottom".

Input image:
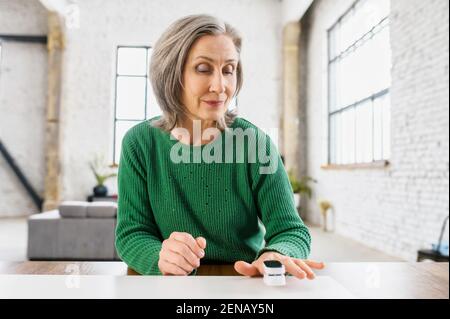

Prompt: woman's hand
[
  {"left": 234, "top": 251, "right": 325, "bottom": 280},
  {"left": 158, "top": 232, "right": 206, "bottom": 275}
]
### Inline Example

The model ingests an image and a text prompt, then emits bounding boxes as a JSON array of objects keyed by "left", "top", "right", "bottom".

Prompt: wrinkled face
[{"left": 181, "top": 34, "right": 239, "bottom": 122}]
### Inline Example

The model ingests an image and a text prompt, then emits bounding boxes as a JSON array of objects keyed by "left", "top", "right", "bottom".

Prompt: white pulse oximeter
[{"left": 263, "top": 260, "right": 286, "bottom": 286}]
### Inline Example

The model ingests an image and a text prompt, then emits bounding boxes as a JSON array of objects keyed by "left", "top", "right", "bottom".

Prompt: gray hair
[{"left": 149, "top": 14, "right": 243, "bottom": 132}]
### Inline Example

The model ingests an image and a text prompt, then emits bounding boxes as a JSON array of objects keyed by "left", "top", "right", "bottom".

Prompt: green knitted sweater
[{"left": 115, "top": 117, "right": 311, "bottom": 275}]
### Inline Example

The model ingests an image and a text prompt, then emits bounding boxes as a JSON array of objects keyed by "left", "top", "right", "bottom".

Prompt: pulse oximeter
[{"left": 263, "top": 260, "right": 286, "bottom": 286}]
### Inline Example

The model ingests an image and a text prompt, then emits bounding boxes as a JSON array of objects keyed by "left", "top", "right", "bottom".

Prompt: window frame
[
  {"left": 326, "top": 0, "right": 391, "bottom": 168},
  {"left": 112, "top": 45, "right": 152, "bottom": 166}
]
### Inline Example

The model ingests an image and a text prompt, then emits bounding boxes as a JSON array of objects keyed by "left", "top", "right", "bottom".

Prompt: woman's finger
[
  {"left": 294, "top": 259, "right": 316, "bottom": 279},
  {"left": 196, "top": 237, "right": 207, "bottom": 250},
  {"left": 234, "top": 260, "right": 260, "bottom": 277},
  {"left": 170, "top": 232, "right": 205, "bottom": 259},
  {"left": 159, "top": 259, "right": 189, "bottom": 276},
  {"left": 252, "top": 260, "right": 267, "bottom": 276},
  {"left": 166, "top": 241, "right": 200, "bottom": 268},
  {"left": 280, "top": 257, "right": 307, "bottom": 280},
  {"left": 303, "top": 260, "right": 325, "bottom": 269},
  {"left": 163, "top": 250, "right": 195, "bottom": 273}
]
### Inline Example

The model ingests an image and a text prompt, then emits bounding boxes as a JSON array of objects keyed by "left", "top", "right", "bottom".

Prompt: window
[
  {"left": 328, "top": 0, "right": 391, "bottom": 165},
  {"left": 113, "top": 46, "right": 161, "bottom": 164}
]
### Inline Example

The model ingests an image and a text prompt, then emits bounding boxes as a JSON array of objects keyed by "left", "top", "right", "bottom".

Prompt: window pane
[
  {"left": 335, "top": 112, "right": 343, "bottom": 164},
  {"left": 330, "top": 114, "right": 337, "bottom": 163},
  {"left": 354, "top": 0, "right": 378, "bottom": 40},
  {"left": 341, "top": 110, "right": 349, "bottom": 164},
  {"left": 339, "top": 8, "right": 355, "bottom": 53},
  {"left": 114, "top": 121, "right": 140, "bottom": 164},
  {"left": 116, "top": 76, "right": 146, "bottom": 120},
  {"left": 356, "top": 35, "right": 373, "bottom": 101},
  {"left": 355, "top": 100, "right": 373, "bottom": 163},
  {"left": 146, "top": 46, "right": 152, "bottom": 78},
  {"left": 340, "top": 49, "right": 357, "bottom": 107},
  {"left": 352, "top": 0, "right": 370, "bottom": 42},
  {"left": 342, "top": 107, "right": 355, "bottom": 164},
  {"left": 331, "top": 1, "right": 392, "bottom": 110},
  {"left": 329, "top": 26, "right": 338, "bottom": 60},
  {"left": 145, "top": 48, "right": 162, "bottom": 119},
  {"left": 382, "top": 93, "right": 391, "bottom": 159},
  {"left": 146, "top": 78, "right": 162, "bottom": 119},
  {"left": 329, "top": 62, "right": 337, "bottom": 112},
  {"left": 117, "top": 47, "right": 147, "bottom": 76},
  {"left": 371, "top": 24, "right": 391, "bottom": 93},
  {"left": 373, "top": 97, "right": 383, "bottom": 160},
  {"left": 336, "top": 56, "right": 344, "bottom": 108},
  {"left": 360, "top": 0, "right": 390, "bottom": 30}
]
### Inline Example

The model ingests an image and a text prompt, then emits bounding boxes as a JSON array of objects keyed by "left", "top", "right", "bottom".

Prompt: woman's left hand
[{"left": 234, "top": 251, "right": 325, "bottom": 280}]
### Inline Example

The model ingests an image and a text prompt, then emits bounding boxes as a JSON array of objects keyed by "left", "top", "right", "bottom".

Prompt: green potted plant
[
  {"left": 288, "top": 170, "right": 317, "bottom": 209},
  {"left": 89, "top": 155, "right": 117, "bottom": 197}
]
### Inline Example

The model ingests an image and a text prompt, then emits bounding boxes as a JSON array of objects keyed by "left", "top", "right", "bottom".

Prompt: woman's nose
[{"left": 209, "top": 72, "right": 226, "bottom": 94}]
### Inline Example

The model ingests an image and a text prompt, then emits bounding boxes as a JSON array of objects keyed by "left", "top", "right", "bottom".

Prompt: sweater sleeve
[
  {"left": 115, "top": 128, "right": 163, "bottom": 275},
  {"left": 250, "top": 131, "right": 311, "bottom": 261}
]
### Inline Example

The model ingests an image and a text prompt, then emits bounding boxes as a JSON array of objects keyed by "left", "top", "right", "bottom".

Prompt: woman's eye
[
  {"left": 196, "top": 64, "right": 210, "bottom": 73},
  {"left": 196, "top": 65, "right": 234, "bottom": 75}
]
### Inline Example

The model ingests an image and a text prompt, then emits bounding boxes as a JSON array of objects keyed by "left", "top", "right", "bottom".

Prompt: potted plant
[
  {"left": 288, "top": 170, "right": 317, "bottom": 210},
  {"left": 89, "top": 155, "right": 117, "bottom": 197},
  {"left": 318, "top": 199, "right": 333, "bottom": 232}
]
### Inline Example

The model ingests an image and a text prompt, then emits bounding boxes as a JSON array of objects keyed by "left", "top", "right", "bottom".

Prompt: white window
[
  {"left": 328, "top": 0, "right": 391, "bottom": 165},
  {"left": 113, "top": 46, "right": 161, "bottom": 164}
]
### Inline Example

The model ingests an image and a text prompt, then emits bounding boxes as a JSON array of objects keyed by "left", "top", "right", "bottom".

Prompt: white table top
[{"left": 0, "top": 274, "right": 355, "bottom": 299}]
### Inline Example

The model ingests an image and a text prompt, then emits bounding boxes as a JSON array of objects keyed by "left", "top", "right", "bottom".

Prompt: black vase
[{"left": 93, "top": 185, "right": 108, "bottom": 197}]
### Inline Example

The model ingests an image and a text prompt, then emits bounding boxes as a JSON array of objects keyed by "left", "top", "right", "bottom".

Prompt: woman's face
[{"left": 181, "top": 34, "right": 239, "bottom": 123}]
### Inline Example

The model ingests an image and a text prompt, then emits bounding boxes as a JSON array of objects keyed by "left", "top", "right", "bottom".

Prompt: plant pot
[
  {"left": 93, "top": 184, "right": 108, "bottom": 197},
  {"left": 320, "top": 208, "right": 334, "bottom": 232}
]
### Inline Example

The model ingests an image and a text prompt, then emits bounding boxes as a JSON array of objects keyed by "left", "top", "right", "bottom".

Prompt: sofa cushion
[
  {"left": 28, "top": 209, "right": 60, "bottom": 220},
  {"left": 59, "top": 201, "right": 88, "bottom": 218},
  {"left": 27, "top": 210, "right": 60, "bottom": 259},
  {"left": 86, "top": 201, "right": 117, "bottom": 218}
]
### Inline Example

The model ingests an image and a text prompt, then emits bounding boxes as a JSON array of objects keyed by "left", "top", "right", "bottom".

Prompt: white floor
[
  {"left": 307, "top": 223, "right": 402, "bottom": 262},
  {"left": 0, "top": 217, "right": 402, "bottom": 262},
  {"left": 0, "top": 217, "right": 28, "bottom": 261}
]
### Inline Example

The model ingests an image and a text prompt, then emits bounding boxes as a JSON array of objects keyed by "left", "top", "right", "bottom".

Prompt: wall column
[
  {"left": 282, "top": 22, "right": 304, "bottom": 176},
  {"left": 43, "top": 11, "right": 64, "bottom": 211}
]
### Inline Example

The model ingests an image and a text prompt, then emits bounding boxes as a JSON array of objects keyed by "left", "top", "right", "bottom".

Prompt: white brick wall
[{"left": 301, "top": 0, "right": 449, "bottom": 260}]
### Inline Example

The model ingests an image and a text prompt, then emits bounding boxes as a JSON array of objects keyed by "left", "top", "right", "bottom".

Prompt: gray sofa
[{"left": 27, "top": 201, "right": 120, "bottom": 260}]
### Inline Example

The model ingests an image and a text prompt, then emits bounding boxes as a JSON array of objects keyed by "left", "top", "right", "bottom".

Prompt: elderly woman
[{"left": 115, "top": 14, "right": 324, "bottom": 278}]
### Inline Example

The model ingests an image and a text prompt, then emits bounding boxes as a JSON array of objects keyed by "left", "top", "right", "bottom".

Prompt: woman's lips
[{"left": 203, "top": 100, "right": 224, "bottom": 107}]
